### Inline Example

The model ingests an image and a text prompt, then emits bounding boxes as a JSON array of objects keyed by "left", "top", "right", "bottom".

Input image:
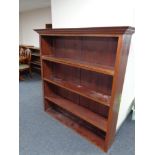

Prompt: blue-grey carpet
[{"left": 19, "top": 74, "right": 135, "bottom": 155}]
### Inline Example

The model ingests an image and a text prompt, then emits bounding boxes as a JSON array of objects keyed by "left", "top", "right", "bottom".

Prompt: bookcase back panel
[
  {"left": 42, "top": 36, "right": 118, "bottom": 68},
  {"left": 45, "top": 82, "right": 109, "bottom": 118},
  {"left": 53, "top": 36, "right": 82, "bottom": 60},
  {"left": 43, "top": 61, "right": 113, "bottom": 95},
  {"left": 79, "top": 96, "right": 109, "bottom": 118},
  {"left": 52, "top": 62, "right": 80, "bottom": 85},
  {"left": 81, "top": 37, "right": 118, "bottom": 67},
  {"left": 51, "top": 84, "right": 79, "bottom": 105},
  {"left": 45, "top": 99, "right": 106, "bottom": 139},
  {"left": 80, "top": 69, "right": 113, "bottom": 95}
]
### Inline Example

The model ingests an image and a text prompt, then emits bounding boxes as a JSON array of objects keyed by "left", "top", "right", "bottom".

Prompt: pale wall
[
  {"left": 51, "top": 0, "right": 135, "bottom": 130},
  {"left": 19, "top": 7, "right": 51, "bottom": 47}
]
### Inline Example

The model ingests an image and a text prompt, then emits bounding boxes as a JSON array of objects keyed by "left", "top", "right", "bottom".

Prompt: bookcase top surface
[{"left": 34, "top": 26, "right": 135, "bottom": 36}]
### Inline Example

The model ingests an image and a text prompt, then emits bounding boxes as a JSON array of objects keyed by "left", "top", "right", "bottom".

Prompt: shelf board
[
  {"left": 45, "top": 94, "right": 108, "bottom": 132},
  {"left": 45, "top": 107, "right": 105, "bottom": 151},
  {"left": 31, "top": 61, "right": 41, "bottom": 66},
  {"left": 42, "top": 55, "right": 114, "bottom": 76},
  {"left": 32, "top": 66, "right": 41, "bottom": 70},
  {"left": 32, "top": 53, "right": 40, "bottom": 57},
  {"left": 44, "top": 77, "right": 111, "bottom": 106}
]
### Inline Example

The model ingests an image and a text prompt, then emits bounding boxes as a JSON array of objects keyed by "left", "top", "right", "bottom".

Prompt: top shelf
[{"left": 42, "top": 55, "right": 114, "bottom": 76}]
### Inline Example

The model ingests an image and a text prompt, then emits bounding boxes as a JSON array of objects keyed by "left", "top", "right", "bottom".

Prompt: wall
[
  {"left": 19, "top": 7, "right": 51, "bottom": 47},
  {"left": 51, "top": 0, "right": 135, "bottom": 130},
  {"left": 51, "top": 0, "right": 134, "bottom": 28},
  {"left": 19, "top": 14, "right": 23, "bottom": 44}
]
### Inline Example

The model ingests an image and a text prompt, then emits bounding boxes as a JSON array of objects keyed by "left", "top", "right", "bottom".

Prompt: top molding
[{"left": 34, "top": 26, "right": 135, "bottom": 36}]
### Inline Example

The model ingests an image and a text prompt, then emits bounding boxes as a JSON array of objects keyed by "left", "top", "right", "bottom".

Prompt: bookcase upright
[{"left": 35, "top": 27, "right": 135, "bottom": 152}]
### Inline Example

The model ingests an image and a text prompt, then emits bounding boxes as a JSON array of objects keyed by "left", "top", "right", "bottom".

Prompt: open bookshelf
[
  {"left": 35, "top": 26, "right": 134, "bottom": 152},
  {"left": 30, "top": 47, "right": 41, "bottom": 73}
]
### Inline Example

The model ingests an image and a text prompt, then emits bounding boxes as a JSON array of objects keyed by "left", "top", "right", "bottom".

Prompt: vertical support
[
  {"left": 104, "top": 34, "right": 132, "bottom": 151},
  {"left": 39, "top": 35, "right": 54, "bottom": 111}
]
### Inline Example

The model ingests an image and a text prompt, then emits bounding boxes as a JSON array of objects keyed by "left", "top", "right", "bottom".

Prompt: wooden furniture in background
[
  {"left": 19, "top": 45, "right": 41, "bottom": 73},
  {"left": 19, "top": 48, "right": 32, "bottom": 77},
  {"left": 35, "top": 26, "right": 135, "bottom": 152},
  {"left": 29, "top": 47, "right": 41, "bottom": 73}
]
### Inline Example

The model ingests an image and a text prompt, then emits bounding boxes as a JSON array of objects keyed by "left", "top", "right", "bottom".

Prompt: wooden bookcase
[
  {"left": 35, "top": 27, "right": 135, "bottom": 152},
  {"left": 30, "top": 47, "right": 41, "bottom": 73}
]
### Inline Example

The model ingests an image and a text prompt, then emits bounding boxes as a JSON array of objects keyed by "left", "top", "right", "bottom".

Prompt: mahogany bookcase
[{"left": 35, "top": 27, "right": 135, "bottom": 152}]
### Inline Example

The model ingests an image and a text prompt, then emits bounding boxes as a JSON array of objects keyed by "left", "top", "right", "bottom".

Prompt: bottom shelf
[
  {"left": 45, "top": 99, "right": 106, "bottom": 151},
  {"left": 45, "top": 95, "right": 107, "bottom": 132}
]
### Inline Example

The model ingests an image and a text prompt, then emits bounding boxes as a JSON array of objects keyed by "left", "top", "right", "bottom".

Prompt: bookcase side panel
[{"left": 105, "top": 34, "right": 132, "bottom": 151}]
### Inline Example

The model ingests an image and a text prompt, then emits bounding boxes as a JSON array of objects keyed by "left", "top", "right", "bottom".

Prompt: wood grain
[
  {"left": 45, "top": 95, "right": 108, "bottom": 132},
  {"left": 35, "top": 26, "right": 135, "bottom": 152},
  {"left": 42, "top": 55, "right": 114, "bottom": 76},
  {"left": 44, "top": 77, "right": 111, "bottom": 106}
]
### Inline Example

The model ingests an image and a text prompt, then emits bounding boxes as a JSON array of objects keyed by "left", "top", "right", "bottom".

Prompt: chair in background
[{"left": 19, "top": 48, "right": 32, "bottom": 78}]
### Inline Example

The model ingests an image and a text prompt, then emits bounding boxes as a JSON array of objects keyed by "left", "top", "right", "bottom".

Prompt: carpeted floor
[{"left": 19, "top": 73, "right": 135, "bottom": 155}]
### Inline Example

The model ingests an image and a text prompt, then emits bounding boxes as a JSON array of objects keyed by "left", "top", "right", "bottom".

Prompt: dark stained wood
[
  {"left": 104, "top": 34, "right": 133, "bottom": 151},
  {"left": 45, "top": 104, "right": 105, "bottom": 151},
  {"left": 45, "top": 94, "right": 108, "bottom": 132},
  {"left": 45, "top": 24, "right": 52, "bottom": 29},
  {"left": 80, "top": 69, "right": 113, "bottom": 96},
  {"left": 41, "top": 36, "right": 118, "bottom": 69},
  {"left": 45, "top": 82, "right": 109, "bottom": 119},
  {"left": 34, "top": 26, "right": 135, "bottom": 36},
  {"left": 44, "top": 77, "right": 111, "bottom": 106},
  {"left": 53, "top": 36, "right": 82, "bottom": 61},
  {"left": 42, "top": 55, "right": 114, "bottom": 76},
  {"left": 35, "top": 26, "right": 135, "bottom": 152},
  {"left": 81, "top": 37, "right": 118, "bottom": 67},
  {"left": 43, "top": 61, "right": 113, "bottom": 95},
  {"left": 29, "top": 47, "right": 41, "bottom": 73}
]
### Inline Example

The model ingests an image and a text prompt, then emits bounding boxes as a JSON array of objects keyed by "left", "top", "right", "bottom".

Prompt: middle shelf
[
  {"left": 44, "top": 77, "right": 111, "bottom": 106},
  {"left": 42, "top": 55, "right": 114, "bottom": 76}
]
